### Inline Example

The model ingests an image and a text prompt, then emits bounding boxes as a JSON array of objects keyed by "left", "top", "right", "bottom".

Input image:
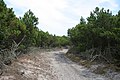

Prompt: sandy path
[
  {"left": 45, "top": 49, "right": 109, "bottom": 80},
  {"left": 0, "top": 48, "right": 109, "bottom": 80}
]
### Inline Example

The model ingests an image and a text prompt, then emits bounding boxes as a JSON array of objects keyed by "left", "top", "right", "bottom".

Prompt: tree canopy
[
  {"left": 68, "top": 7, "right": 120, "bottom": 65},
  {"left": 0, "top": 0, "right": 70, "bottom": 66},
  {"left": 0, "top": 0, "right": 69, "bottom": 49}
]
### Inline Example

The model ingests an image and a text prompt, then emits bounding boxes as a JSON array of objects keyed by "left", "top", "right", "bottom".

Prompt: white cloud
[{"left": 4, "top": 0, "right": 119, "bottom": 36}]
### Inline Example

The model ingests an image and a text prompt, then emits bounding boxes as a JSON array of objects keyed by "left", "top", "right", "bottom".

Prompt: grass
[
  {"left": 92, "top": 66, "right": 107, "bottom": 74},
  {"left": 66, "top": 53, "right": 92, "bottom": 68},
  {"left": 66, "top": 53, "right": 115, "bottom": 74},
  {"left": 66, "top": 47, "right": 120, "bottom": 75}
]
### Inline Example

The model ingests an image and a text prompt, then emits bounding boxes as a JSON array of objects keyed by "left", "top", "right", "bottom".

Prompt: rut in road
[
  {"left": 46, "top": 49, "right": 108, "bottom": 80},
  {"left": 0, "top": 48, "right": 109, "bottom": 80}
]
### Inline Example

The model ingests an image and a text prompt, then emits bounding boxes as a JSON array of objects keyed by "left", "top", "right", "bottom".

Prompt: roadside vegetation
[
  {"left": 0, "top": 0, "right": 70, "bottom": 71},
  {"left": 1, "top": 0, "right": 120, "bottom": 77},
  {"left": 67, "top": 7, "right": 120, "bottom": 72}
]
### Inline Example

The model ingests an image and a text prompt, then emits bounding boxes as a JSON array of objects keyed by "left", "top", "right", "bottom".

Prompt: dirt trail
[{"left": 0, "top": 48, "right": 109, "bottom": 80}]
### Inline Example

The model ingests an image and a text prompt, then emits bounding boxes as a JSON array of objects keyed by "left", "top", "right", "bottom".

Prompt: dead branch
[
  {"left": 18, "top": 35, "right": 26, "bottom": 46},
  {"left": 11, "top": 35, "right": 26, "bottom": 58},
  {"left": 0, "top": 35, "right": 26, "bottom": 66},
  {"left": 90, "top": 48, "right": 96, "bottom": 59},
  {"left": 90, "top": 52, "right": 111, "bottom": 64}
]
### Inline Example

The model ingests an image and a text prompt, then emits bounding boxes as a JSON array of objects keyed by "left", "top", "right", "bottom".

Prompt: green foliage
[
  {"left": 0, "top": 0, "right": 70, "bottom": 67},
  {"left": 0, "top": 0, "right": 23, "bottom": 48},
  {"left": 0, "top": 0, "right": 70, "bottom": 50},
  {"left": 68, "top": 7, "right": 120, "bottom": 64}
]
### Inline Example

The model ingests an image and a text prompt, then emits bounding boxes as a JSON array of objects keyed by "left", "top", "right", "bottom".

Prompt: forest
[
  {"left": 0, "top": 0, "right": 120, "bottom": 79},
  {"left": 67, "top": 7, "right": 120, "bottom": 67},
  {"left": 0, "top": 0, "right": 120, "bottom": 72},
  {"left": 0, "top": 0, "right": 69, "bottom": 66}
]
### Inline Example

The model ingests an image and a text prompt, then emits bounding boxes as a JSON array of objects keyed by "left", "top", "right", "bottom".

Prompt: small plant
[{"left": 93, "top": 66, "right": 106, "bottom": 74}]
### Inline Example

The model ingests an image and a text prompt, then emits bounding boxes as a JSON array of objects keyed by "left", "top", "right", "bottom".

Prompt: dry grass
[
  {"left": 66, "top": 53, "right": 112, "bottom": 75},
  {"left": 92, "top": 66, "right": 107, "bottom": 74},
  {"left": 66, "top": 53, "right": 92, "bottom": 68}
]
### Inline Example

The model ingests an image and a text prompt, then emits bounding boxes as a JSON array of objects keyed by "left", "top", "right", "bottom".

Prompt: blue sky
[{"left": 4, "top": 0, "right": 120, "bottom": 36}]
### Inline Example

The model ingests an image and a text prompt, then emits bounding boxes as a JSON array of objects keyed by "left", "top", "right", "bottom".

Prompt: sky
[{"left": 4, "top": 0, "right": 120, "bottom": 36}]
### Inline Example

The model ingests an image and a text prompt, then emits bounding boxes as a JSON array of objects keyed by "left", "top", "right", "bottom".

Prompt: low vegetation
[
  {"left": 1, "top": 0, "right": 120, "bottom": 77},
  {"left": 0, "top": 0, "right": 70, "bottom": 71},
  {"left": 67, "top": 7, "right": 120, "bottom": 71}
]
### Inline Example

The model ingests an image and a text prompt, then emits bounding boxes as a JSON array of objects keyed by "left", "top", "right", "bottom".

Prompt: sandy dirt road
[{"left": 0, "top": 48, "right": 109, "bottom": 80}]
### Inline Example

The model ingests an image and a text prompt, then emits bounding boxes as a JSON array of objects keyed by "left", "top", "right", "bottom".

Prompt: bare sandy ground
[{"left": 0, "top": 48, "right": 111, "bottom": 80}]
